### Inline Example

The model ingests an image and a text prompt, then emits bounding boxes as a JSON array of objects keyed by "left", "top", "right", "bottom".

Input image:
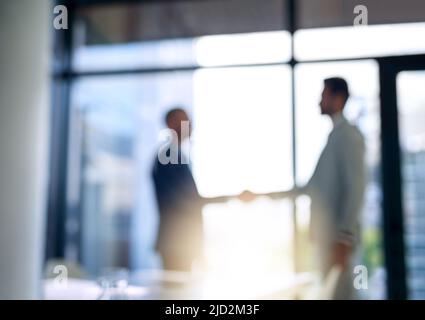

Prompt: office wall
[
  {"left": 0, "top": 0, "right": 51, "bottom": 299},
  {"left": 75, "top": 0, "right": 425, "bottom": 45},
  {"left": 298, "top": 0, "right": 425, "bottom": 29},
  {"left": 76, "top": 0, "right": 287, "bottom": 44}
]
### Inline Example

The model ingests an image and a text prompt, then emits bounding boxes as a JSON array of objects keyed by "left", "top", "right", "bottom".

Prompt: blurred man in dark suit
[{"left": 152, "top": 108, "right": 230, "bottom": 272}]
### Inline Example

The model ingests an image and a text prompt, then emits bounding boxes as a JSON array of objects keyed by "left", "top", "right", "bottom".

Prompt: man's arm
[
  {"left": 201, "top": 189, "right": 298, "bottom": 205},
  {"left": 179, "top": 164, "right": 235, "bottom": 205},
  {"left": 200, "top": 185, "right": 308, "bottom": 204},
  {"left": 261, "top": 186, "right": 305, "bottom": 200},
  {"left": 227, "top": 188, "right": 306, "bottom": 203},
  {"left": 263, "top": 190, "right": 294, "bottom": 200},
  {"left": 201, "top": 195, "right": 233, "bottom": 205}
]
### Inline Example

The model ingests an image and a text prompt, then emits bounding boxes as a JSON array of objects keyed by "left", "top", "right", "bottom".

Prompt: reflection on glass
[
  {"left": 397, "top": 71, "right": 425, "bottom": 300},
  {"left": 295, "top": 22, "right": 425, "bottom": 61},
  {"left": 295, "top": 60, "right": 385, "bottom": 298}
]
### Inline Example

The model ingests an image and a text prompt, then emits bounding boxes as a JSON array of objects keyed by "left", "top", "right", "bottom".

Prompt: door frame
[{"left": 378, "top": 54, "right": 425, "bottom": 299}]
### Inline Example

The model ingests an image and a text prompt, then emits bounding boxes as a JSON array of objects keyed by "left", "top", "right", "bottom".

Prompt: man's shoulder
[
  {"left": 339, "top": 119, "right": 364, "bottom": 144},
  {"left": 328, "top": 120, "right": 365, "bottom": 155},
  {"left": 152, "top": 155, "right": 190, "bottom": 176},
  {"left": 152, "top": 155, "right": 168, "bottom": 176}
]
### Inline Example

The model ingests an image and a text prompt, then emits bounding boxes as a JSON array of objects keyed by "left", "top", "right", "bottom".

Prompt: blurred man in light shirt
[{"left": 245, "top": 77, "right": 366, "bottom": 299}]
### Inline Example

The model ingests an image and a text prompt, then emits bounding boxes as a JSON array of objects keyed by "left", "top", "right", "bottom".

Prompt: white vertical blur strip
[{"left": 0, "top": 0, "right": 51, "bottom": 299}]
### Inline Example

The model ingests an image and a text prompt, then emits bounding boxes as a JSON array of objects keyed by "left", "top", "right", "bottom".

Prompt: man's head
[
  {"left": 319, "top": 77, "right": 350, "bottom": 116},
  {"left": 164, "top": 108, "right": 191, "bottom": 142}
]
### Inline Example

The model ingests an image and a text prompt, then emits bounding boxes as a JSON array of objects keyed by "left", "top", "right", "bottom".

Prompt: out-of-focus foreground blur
[{"left": 0, "top": 0, "right": 425, "bottom": 300}]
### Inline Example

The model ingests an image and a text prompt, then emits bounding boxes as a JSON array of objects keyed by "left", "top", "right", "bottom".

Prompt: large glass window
[
  {"left": 192, "top": 66, "right": 293, "bottom": 197},
  {"left": 68, "top": 72, "right": 195, "bottom": 275},
  {"left": 73, "top": 31, "right": 291, "bottom": 72},
  {"left": 397, "top": 71, "right": 425, "bottom": 299},
  {"left": 67, "top": 64, "right": 295, "bottom": 288},
  {"left": 57, "top": 1, "right": 425, "bottom": 299},
  {"left": 295, "top": 23, "right": 425, "bottom": 61},
  {"left": 193, "top": 66, "right": 294, "bottom": 297}
]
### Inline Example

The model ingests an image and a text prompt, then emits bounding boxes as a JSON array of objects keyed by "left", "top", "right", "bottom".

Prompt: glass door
[
  {"left": 397, "top": 70, "right": 425, "bottom": 299},
  {"left": 379, "top": 54, "right": 425, "bottom": 299}
]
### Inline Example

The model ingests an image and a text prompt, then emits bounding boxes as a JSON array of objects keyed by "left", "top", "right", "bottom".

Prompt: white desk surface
[{"left": 43, "top": 270, "right": 315, "bottom": 300}]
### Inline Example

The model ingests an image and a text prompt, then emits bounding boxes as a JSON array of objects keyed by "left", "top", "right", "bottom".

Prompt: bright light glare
[
  {"left": 192, "top": 38, "right": 295, "bottom": 296},
  {"left": 295, "top": 22, "right": 425, "bottom": 61},
  {"left": 192, "top": 66, "right": 293, "bottom": 197},
  {"left": 397, "top": 71, "right": 425, "bottom": 153},
  {"left": 201, "top": 198, "right": 294, "bottom": 298},
  {"left": 195, "top": 31, "right": 291, "bottom": 67}
]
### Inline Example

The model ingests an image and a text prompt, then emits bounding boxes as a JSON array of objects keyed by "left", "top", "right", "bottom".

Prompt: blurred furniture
[{"left": 44, "top": 269, "right": 318, "bottom": 300}]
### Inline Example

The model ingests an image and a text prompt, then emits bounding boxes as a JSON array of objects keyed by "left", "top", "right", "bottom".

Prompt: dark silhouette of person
[{"left": 152, "top": 108, "right": 230, "bottom": 272}]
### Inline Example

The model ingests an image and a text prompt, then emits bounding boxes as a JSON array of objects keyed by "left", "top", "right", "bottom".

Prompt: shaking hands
[
  {"left": 237, "top": 187, "right": 300, "bottom": 202},
  {"left": 204, "top": 188, "right": 297, "bottom": 205},
  {"left": 238, "top": 190, "right": 257, "bottom": 202}
]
